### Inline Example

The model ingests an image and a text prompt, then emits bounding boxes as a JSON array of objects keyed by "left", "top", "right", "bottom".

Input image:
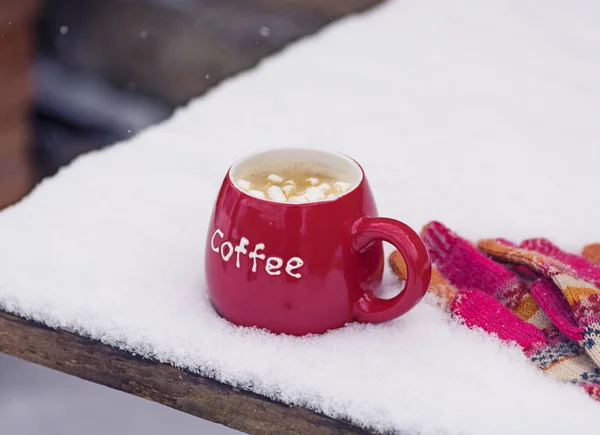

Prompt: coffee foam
[{"left": 230, "top": 149, "right": 362, "bottom": 203}]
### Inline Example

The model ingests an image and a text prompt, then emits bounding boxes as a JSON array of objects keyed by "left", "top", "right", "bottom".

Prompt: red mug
[{"left": 205, "top": 149, "right": 431, "bottom": 335}]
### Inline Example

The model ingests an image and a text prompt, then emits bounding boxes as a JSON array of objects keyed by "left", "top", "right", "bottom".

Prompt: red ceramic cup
[{"left": 205, "top": 149, "right": 431, "bottom": 335}]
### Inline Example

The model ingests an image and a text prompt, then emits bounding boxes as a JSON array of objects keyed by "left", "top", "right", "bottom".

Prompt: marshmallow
[
  {"left": 248, "top": 189, "right": 266, "bottom": 199},
  {"left": 237, "top": 179, "right": 251, "bottom": 190},
  {"left": 333, "top": 181, "right": 351, "bottom": 193},
  {"left": 267, "top": 174, "right": 284, "bottom": 184},
  {"left": 305, "top": 177, "right": 319, "bottom": 186},
  {"left": 327, "top": 193, "right": 336, "bottom": 199},
  {"left": 266, "top": 185, "right": 287, "bottom": 202},
  {"left": 282, "top": 184, "right": 296, "bottom": 198},
  {"left": 289, "top": 195, "right": 308, "bottom": 203},
  {"left": 317, "top": 183, "right": 331, "bottom": 193},
  {"left": 282, "top": 180, "right": 296, "bottom": 186},
  {"left": 303, "top": 186, "right": 326, "bottom": 201}
]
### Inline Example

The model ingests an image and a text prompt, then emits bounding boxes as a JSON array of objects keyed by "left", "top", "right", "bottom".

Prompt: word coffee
[
  {"left": 210, "top": 228, "right": 304, "bottom": 279},
  {"left": 236, "top": 171, "right": 351, "bottom": 203}
]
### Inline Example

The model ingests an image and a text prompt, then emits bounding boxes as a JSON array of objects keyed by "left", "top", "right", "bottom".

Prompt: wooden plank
[
  {"left": 0, "top": 310, "right": 369, "bottom": 434},
  {"left": 0, "top": 0, "right": 36, "bottom": 210},
  {"left": 0, "top": 27, "right": 33, "bottom": 81},
  {"left": 0, "top": 63, "right": 34, "bottom": 112},
  {"left": 0, "top": 152, "right": 35, "bottom": 210},
  {"left": 0, "top": 116, "right": 28, "bottom": 161},
  {"left": 0, "top": 0, "right": 38, "bottom": 33}
]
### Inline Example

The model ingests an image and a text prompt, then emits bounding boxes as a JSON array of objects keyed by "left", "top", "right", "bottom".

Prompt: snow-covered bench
[
  {"left": 2, "top": 2, "right": 600, "bottom": 434},
  {"left": 0, "top": 310, "right": 361, "bottom": 433}
]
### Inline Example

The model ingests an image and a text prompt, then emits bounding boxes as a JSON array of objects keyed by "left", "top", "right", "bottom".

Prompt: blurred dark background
[{"left": 0, "top": 0, "right": 380, "bottom": 210}]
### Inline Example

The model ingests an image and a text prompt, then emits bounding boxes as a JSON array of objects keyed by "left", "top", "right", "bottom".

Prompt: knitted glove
[
  {"left": 479, "top": 237, "right": 600, "bottom": 369},
  {"left": 389, "top": 222, "right": 600, "bottom": 399},
  {"left": 582, "top": 244, "right": 600, "bottom": 266},
  {"left": 389, "top": 256, "right": 456, "bottom": 309},
  {"left": 520, "top": 238, "right": 600, "bottom": 287}
]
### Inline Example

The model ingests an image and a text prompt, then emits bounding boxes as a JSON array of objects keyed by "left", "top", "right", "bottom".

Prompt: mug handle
[{"left": 351, "top": 216, "right": 431, "bottom": 323}]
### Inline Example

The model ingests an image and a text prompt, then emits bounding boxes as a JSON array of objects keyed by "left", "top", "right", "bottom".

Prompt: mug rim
[{"left": 227, "top": 147, "right": 364, "bottom": 205}]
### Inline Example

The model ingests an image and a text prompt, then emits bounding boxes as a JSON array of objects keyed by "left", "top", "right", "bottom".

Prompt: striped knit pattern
[
  {"left": 389, "top": 221, "right": 600, "bottom": 401},
  {"left": 479, "top": 239, "right": 600, "bottom": 368},
  {"left": 520, "top": 238, "right": 600, "bottom": 287},
  {"left": 389, "top": 250, "right": 456, "bottom": 308},
  {"left": 583, "top": 243, "right": 600, "bottom": 266}
]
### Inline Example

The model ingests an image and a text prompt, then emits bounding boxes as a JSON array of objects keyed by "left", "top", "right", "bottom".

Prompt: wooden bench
[
  {"left": 0, "top": 0, "right": 38, "bottom": 210},
  {"left": 0, "top": 310, "right": 366, "bottom": 434}
]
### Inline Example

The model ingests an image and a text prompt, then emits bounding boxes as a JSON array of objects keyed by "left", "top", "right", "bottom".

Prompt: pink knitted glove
[
  {"left": 421, "top": 221, "right": 531, "bottom": 311},
  {"left": 520, "top": 238, "right": 600, "bottom": 287},
  {"left": 391, "top": 222, "right": 600, "bottom": 399},
  {"left": 479, "top": 238, "right": 600, "bottom": 370}
]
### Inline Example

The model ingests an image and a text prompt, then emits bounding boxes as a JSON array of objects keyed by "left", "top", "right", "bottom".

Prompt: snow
[{"left": 2, "top": 0, "right": 600, "bottom": 434}]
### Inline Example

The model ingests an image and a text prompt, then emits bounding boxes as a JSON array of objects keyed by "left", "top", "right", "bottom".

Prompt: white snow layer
[{"left": 2, "top": 1, "right": 600, "bottom": 434}]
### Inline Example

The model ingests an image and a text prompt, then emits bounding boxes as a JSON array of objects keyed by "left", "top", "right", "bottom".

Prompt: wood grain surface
[
  {"left": 0, "top": 0, "right": 38, "bottom": 210},
  {"left": 0, "top": 310, "right": 370, "bottom": 434}
]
